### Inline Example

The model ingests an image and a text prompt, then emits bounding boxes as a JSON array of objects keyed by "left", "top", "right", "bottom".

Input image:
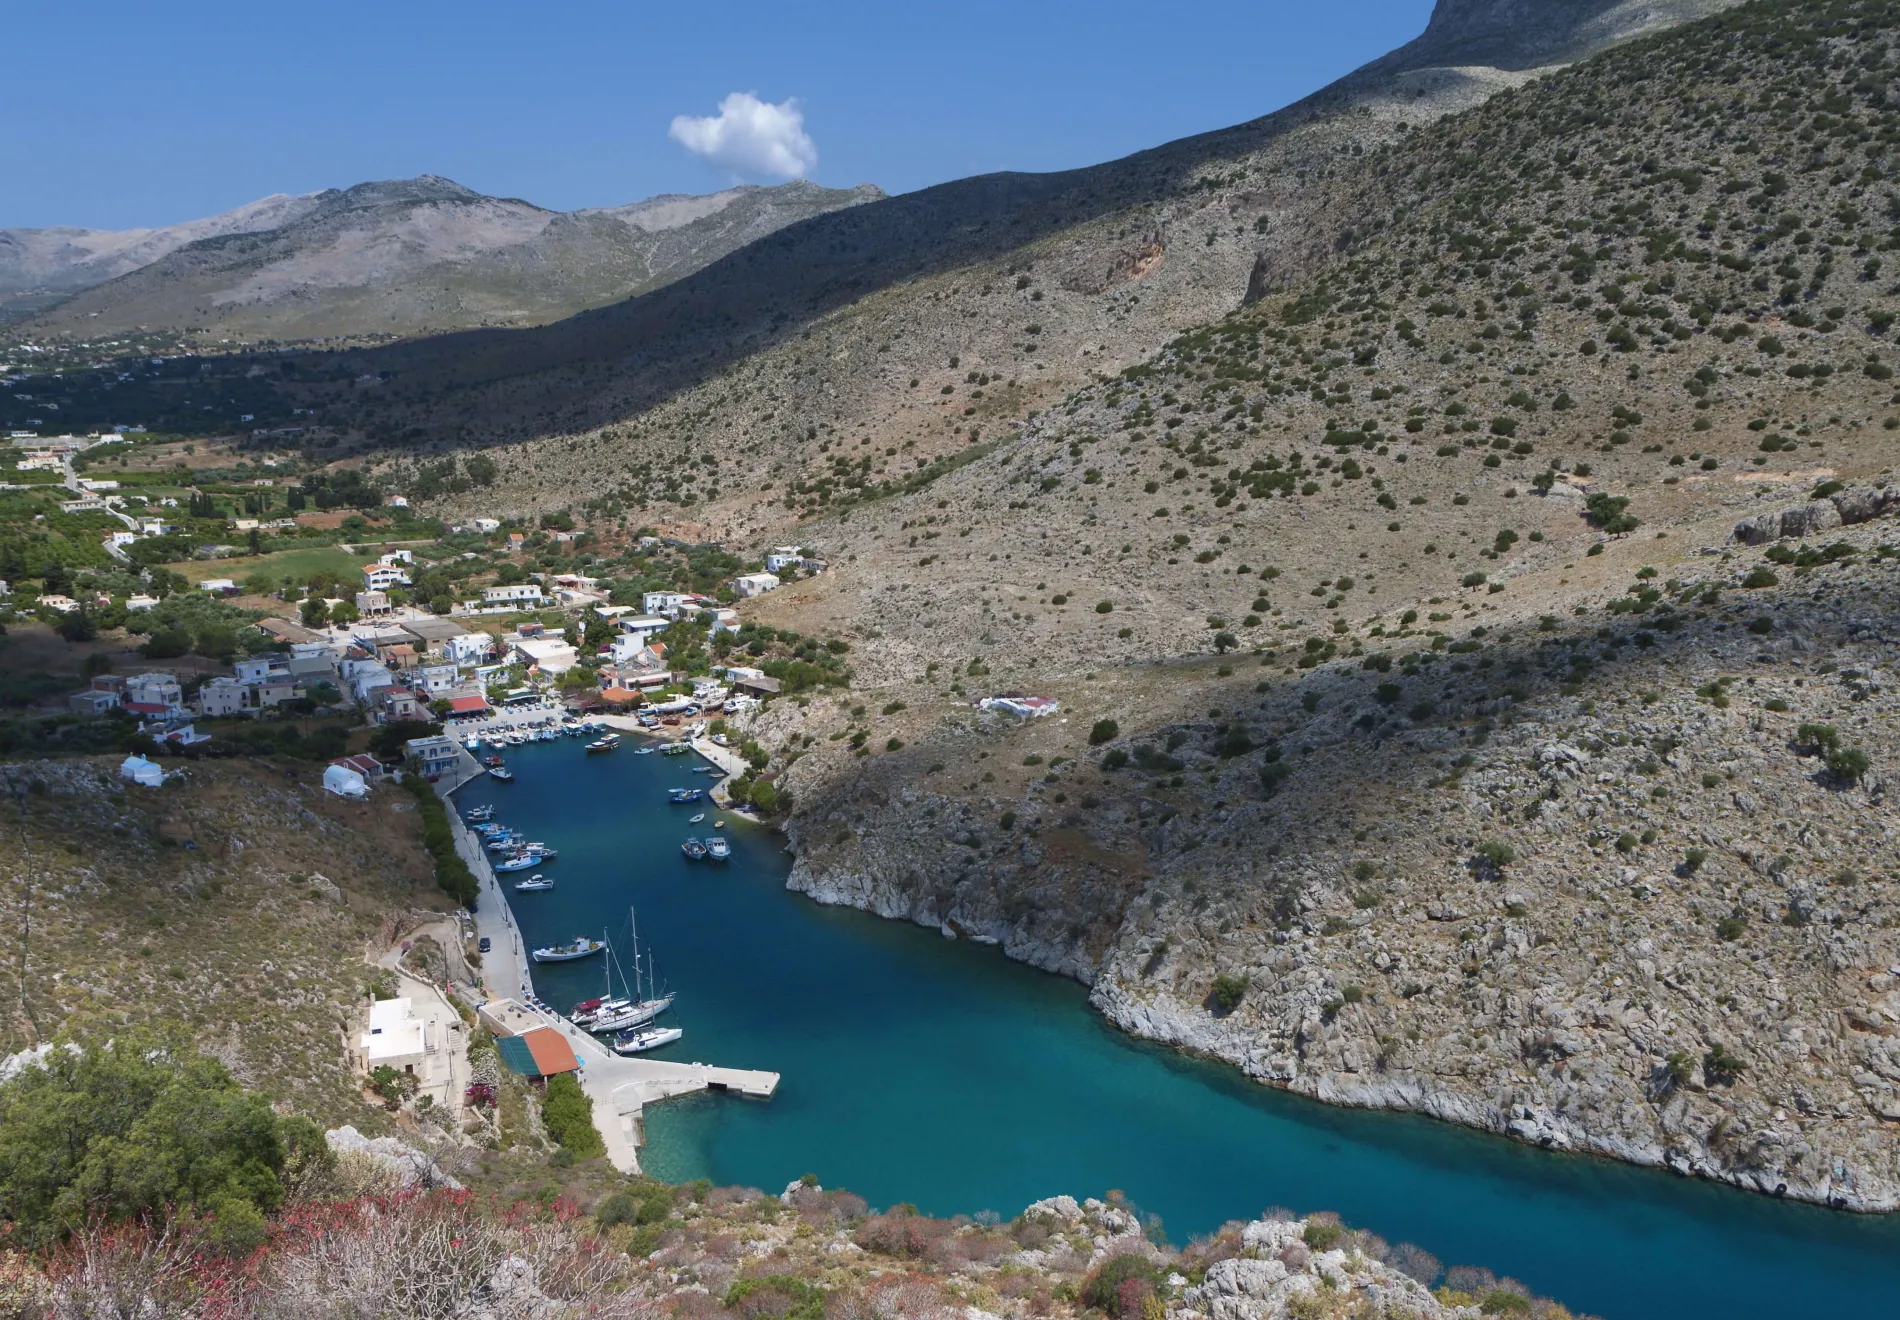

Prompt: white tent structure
[
  {"left": 119, "top": 755, "right": 165, "bottom": 788},
  {"left": 322, "top": 764, "right": 370, "bottom": 799}
]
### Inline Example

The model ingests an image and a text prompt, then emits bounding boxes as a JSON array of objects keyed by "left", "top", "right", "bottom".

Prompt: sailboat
[{"left": 584, "top": 908, "right": 674, "bottom": 1033}]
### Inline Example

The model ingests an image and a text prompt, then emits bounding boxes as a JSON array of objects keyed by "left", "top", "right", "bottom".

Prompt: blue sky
[{"left": 5, "top": 0, "right": 1434, "bottom": 230}]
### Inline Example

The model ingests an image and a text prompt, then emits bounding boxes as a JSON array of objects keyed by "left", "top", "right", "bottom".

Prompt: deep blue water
[{"left": 458, "top": 738, "right": 1900, "bottom": 1320}]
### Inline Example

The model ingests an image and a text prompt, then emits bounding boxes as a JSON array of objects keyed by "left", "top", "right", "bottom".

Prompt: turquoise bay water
[{"left": 460, "top": 739, "right": 1900, "bottom": 1319}]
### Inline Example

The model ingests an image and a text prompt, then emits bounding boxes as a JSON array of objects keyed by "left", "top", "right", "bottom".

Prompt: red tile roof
[
  {"left": 521, "top": 1027, "right": 579, "bottom": 1076},
  {"left": 448, "top": 694, "right": 489, "bottom": 713}
]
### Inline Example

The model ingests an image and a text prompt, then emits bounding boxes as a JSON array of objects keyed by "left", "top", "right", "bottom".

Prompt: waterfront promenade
[{"left": 442, "top": 772, "right": 778, "bottom": 1173}]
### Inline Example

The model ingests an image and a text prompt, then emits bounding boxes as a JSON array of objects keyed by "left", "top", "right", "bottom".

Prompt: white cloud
[{"left": 668, "top": 91, "right": 817, "bottom": 178}]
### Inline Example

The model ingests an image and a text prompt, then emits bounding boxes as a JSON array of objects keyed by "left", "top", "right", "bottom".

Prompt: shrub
[
  {"left": 1208, "top": 974, "right": 1248, "bottom": 1016},
  {"left": 1302, "top": 1219, "right": 1344, "bottom": 1251},
  {"left": 1741, "top": 567, "right": 1779, "bottom": 589},
  {"left": 1101, "top": 749, "right": 1129, "bottom": 771},
  {"left": 403, "top": 776, "right": 479, "bottom": 906},
  {"left": 540, "top": 1074, "right": 606, "bottom": 1159},
  {"left": 726, "top": 1276, "right": 826, "bottom": 1320},
  {"left": 1584, "top": 492, "right": 1639, "bottom": 533},
  {"left": 596, "top": 1184, "right": 675, "bottom": 1229},
  {"left": 856, "top": 1207, "right": 954, "bottom": 1258},
  {"left": 1681, "top": 848, "right": 1707, "bottom": 875},
  {"left": 1716, "top": 911, "right": 1747, "bottom": 941},
  {"left": 1703, "top": 1045, "right": 1748, "bottom": 1084},
  {"left": 1082, "top": 1253, "right": 1168, "bottom": 1317},
  {"left": 1473, "top": 840, "right": 1515, "bottom": 874},
  {"left": 1089, "top": 718, "right": 1120, "bottom": 745},
  {"left": 0, "top": 1023, "right": 327, "bottom": 1248},
  {"left": 1826, "top": 745, "right": 1871, "bottom": 784},
  {"left": 1795, "top": 723, "right": 1840, "bottom": 754},
  {"left": 1096, "top": 600, "right": 1114, "bottom": 613}
]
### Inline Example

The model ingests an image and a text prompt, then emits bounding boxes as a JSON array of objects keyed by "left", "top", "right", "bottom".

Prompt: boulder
[
  {"left": 1780, "top": 500, "right": 1843, "bottom": 539},
  {"left": 1732, "top": 512, "right": 1782, "bottom": 545},
  {"left": 1832, "top": 485, "right": 1896, "bottom": 525}
]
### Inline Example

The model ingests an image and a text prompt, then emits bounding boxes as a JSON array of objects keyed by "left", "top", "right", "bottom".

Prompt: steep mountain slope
[
  {"left": 713, "top": 0, "right": 1900, "bottom": 1208},
  {"left": 276, "top": 1, "right": 1741, "bottom": 464},
  {"left": 0, "top": 190, "right": 325, "bottom": 319},
  {"left": 19, "top": 177, "right": 881, "bottom": 342}
]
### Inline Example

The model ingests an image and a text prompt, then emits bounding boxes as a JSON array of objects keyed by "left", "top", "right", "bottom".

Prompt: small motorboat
[
  {"left": 488, "top": 767, "right": 514, "bottom": 782},
  {"left": 533, "top": 936, "right": 605, "bottom": 963},
  {"left": 705, "top": 836, "right": 731, "bottom": 862},
  {"left": 482, "top": 754, "right": 505, "bottom": 769},
  {"left": 464, "top": 806, "right": 494, "bottom": 822},
  {"left": 631, "top": 745, "right": 655, "bottom": 755},
  {"left": 494, "top": 853, "right": 545, "bottom": 872},
  {"left": 613, "top": 1024, "right": 683, "bottom": 1055},
  {"left": 688, "top": 812, "right": 706, "bottom": 824},
  {"left": 712, "top": 819, "right": 726, "bottom": 829},
  {"left": 667, "top": 787, "right": 704, "bottom": 803},
  {"left": 661, "top": 743, "right": 690, "bottom": 756},
  {"left": 680, "top": 837, "right": 708, "bottom": 861},
  {"left": 514, "top": 874, "right": 555, "bottom": 892}
]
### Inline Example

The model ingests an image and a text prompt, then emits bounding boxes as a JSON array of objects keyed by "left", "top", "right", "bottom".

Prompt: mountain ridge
[{"left": 3, "top": 176, "right": 884, "bottom": 339}]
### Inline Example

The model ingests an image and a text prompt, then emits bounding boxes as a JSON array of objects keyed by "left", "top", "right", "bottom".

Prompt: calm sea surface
[{"left": 458, "top": 738, "right": 1900, "bottom": 1319}]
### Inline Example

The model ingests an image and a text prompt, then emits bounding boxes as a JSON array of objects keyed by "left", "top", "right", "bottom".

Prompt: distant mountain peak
[{"left": 1365, "top": 0, "right": 1744, "bottom": 75}]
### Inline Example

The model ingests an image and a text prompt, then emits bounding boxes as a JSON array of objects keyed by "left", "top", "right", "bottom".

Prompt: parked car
[{"left": 479, "top": 936, "right": 493, "bottom": 953}]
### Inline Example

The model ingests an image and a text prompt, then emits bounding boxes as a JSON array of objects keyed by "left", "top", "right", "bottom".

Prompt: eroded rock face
[
  {"left": 1734, "top": 485, "right": 1898, "bottom": 543},
  {"left": 772, "top": 529, "right": 1900, "bottom": 1213}
]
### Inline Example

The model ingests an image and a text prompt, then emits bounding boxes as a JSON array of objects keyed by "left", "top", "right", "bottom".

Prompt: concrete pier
[{"left": 443, "top": 779, "right": 779, "bottom": 1174}]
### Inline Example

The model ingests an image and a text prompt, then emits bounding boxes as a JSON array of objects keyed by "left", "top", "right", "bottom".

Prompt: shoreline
[{"left": 440, "top": 751, "right": 778, "bottom": 1174}]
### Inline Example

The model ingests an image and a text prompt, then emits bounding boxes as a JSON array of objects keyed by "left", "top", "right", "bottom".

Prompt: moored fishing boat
[
  {"left": 494, "top": 852, "right": 544, "bottom": 872},
  {"left": 514, "top": 874, "right": 555, "bottom": 892},
  {"left": 532, "top": 936, "right": 604, "bottom": 963},
  {"left": 667, "top": 787, "right": 704, "bottom": 803},
  {"left": 705, "top": 835, "right": 731, "bottom": 862},
  {"left": 680, "top": 837, "right": 708, "bottom": 861},
  {"left": 489, "top": 767, "right": 514, "bottom": 782},
  {"left": 586, "top": 734, "right": 621, "bottom": 754}
]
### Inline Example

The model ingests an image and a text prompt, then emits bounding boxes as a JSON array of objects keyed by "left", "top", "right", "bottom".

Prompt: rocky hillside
[
  {"left": 14, "top": 176, "right": 880, "bottom": 343},
  {"left": 245, "top": 2, "right": 1732, "bottom": 464},
  {"left": 708, "top": 0, "right": 1900, "bottom": 1211},
  {"left": 0, "top": 757, "right": 454, "bottom": 1121},
  {"left": 0, "top": 191, "right": 325, "bottom": 320}
]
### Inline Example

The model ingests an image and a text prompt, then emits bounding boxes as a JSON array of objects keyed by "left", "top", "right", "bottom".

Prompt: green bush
[
  {"left": 0, "top": 1023, "right": 328, "bottom": 1248},
  {"left": 403, "top": 775, "right": 479, "bottom": 906},
  {"left": 540, "top": 1073, "right": 606, "bottom": 1159},
  {"left": 726, "top": 1277, "right": 826, "bottom": 1320},
  {"left": 1081, "top": 1253, "right": 1168, "bottom": 1316},
  {"left": 1473, "top": 840, "right": 1515, "bottom": 873},
  {"left": 1826, "top": 745, "right": 1870, "bottom": 784},
  {"left": 1089, "top": 718, "right": 1120, "bottom": 745},
  {"left": 1302, "top": 1219, "right": 1344, "bottom": 1251},
  {"left": 1209, "top": 974, "right": 1248, "bottom": 1016}
]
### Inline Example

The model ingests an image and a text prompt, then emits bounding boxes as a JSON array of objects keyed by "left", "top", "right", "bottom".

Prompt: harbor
[
  {"left": 446, "top": 736, "right": 779, "bottom": 1174},
  {"left": 439, "top": 733, "right": 1900, "bottom": 1320}
]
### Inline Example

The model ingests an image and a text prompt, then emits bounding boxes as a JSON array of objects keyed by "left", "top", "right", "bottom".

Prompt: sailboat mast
[{"left": 629, "top": 907, "right": 642, "bottom": 1002}]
